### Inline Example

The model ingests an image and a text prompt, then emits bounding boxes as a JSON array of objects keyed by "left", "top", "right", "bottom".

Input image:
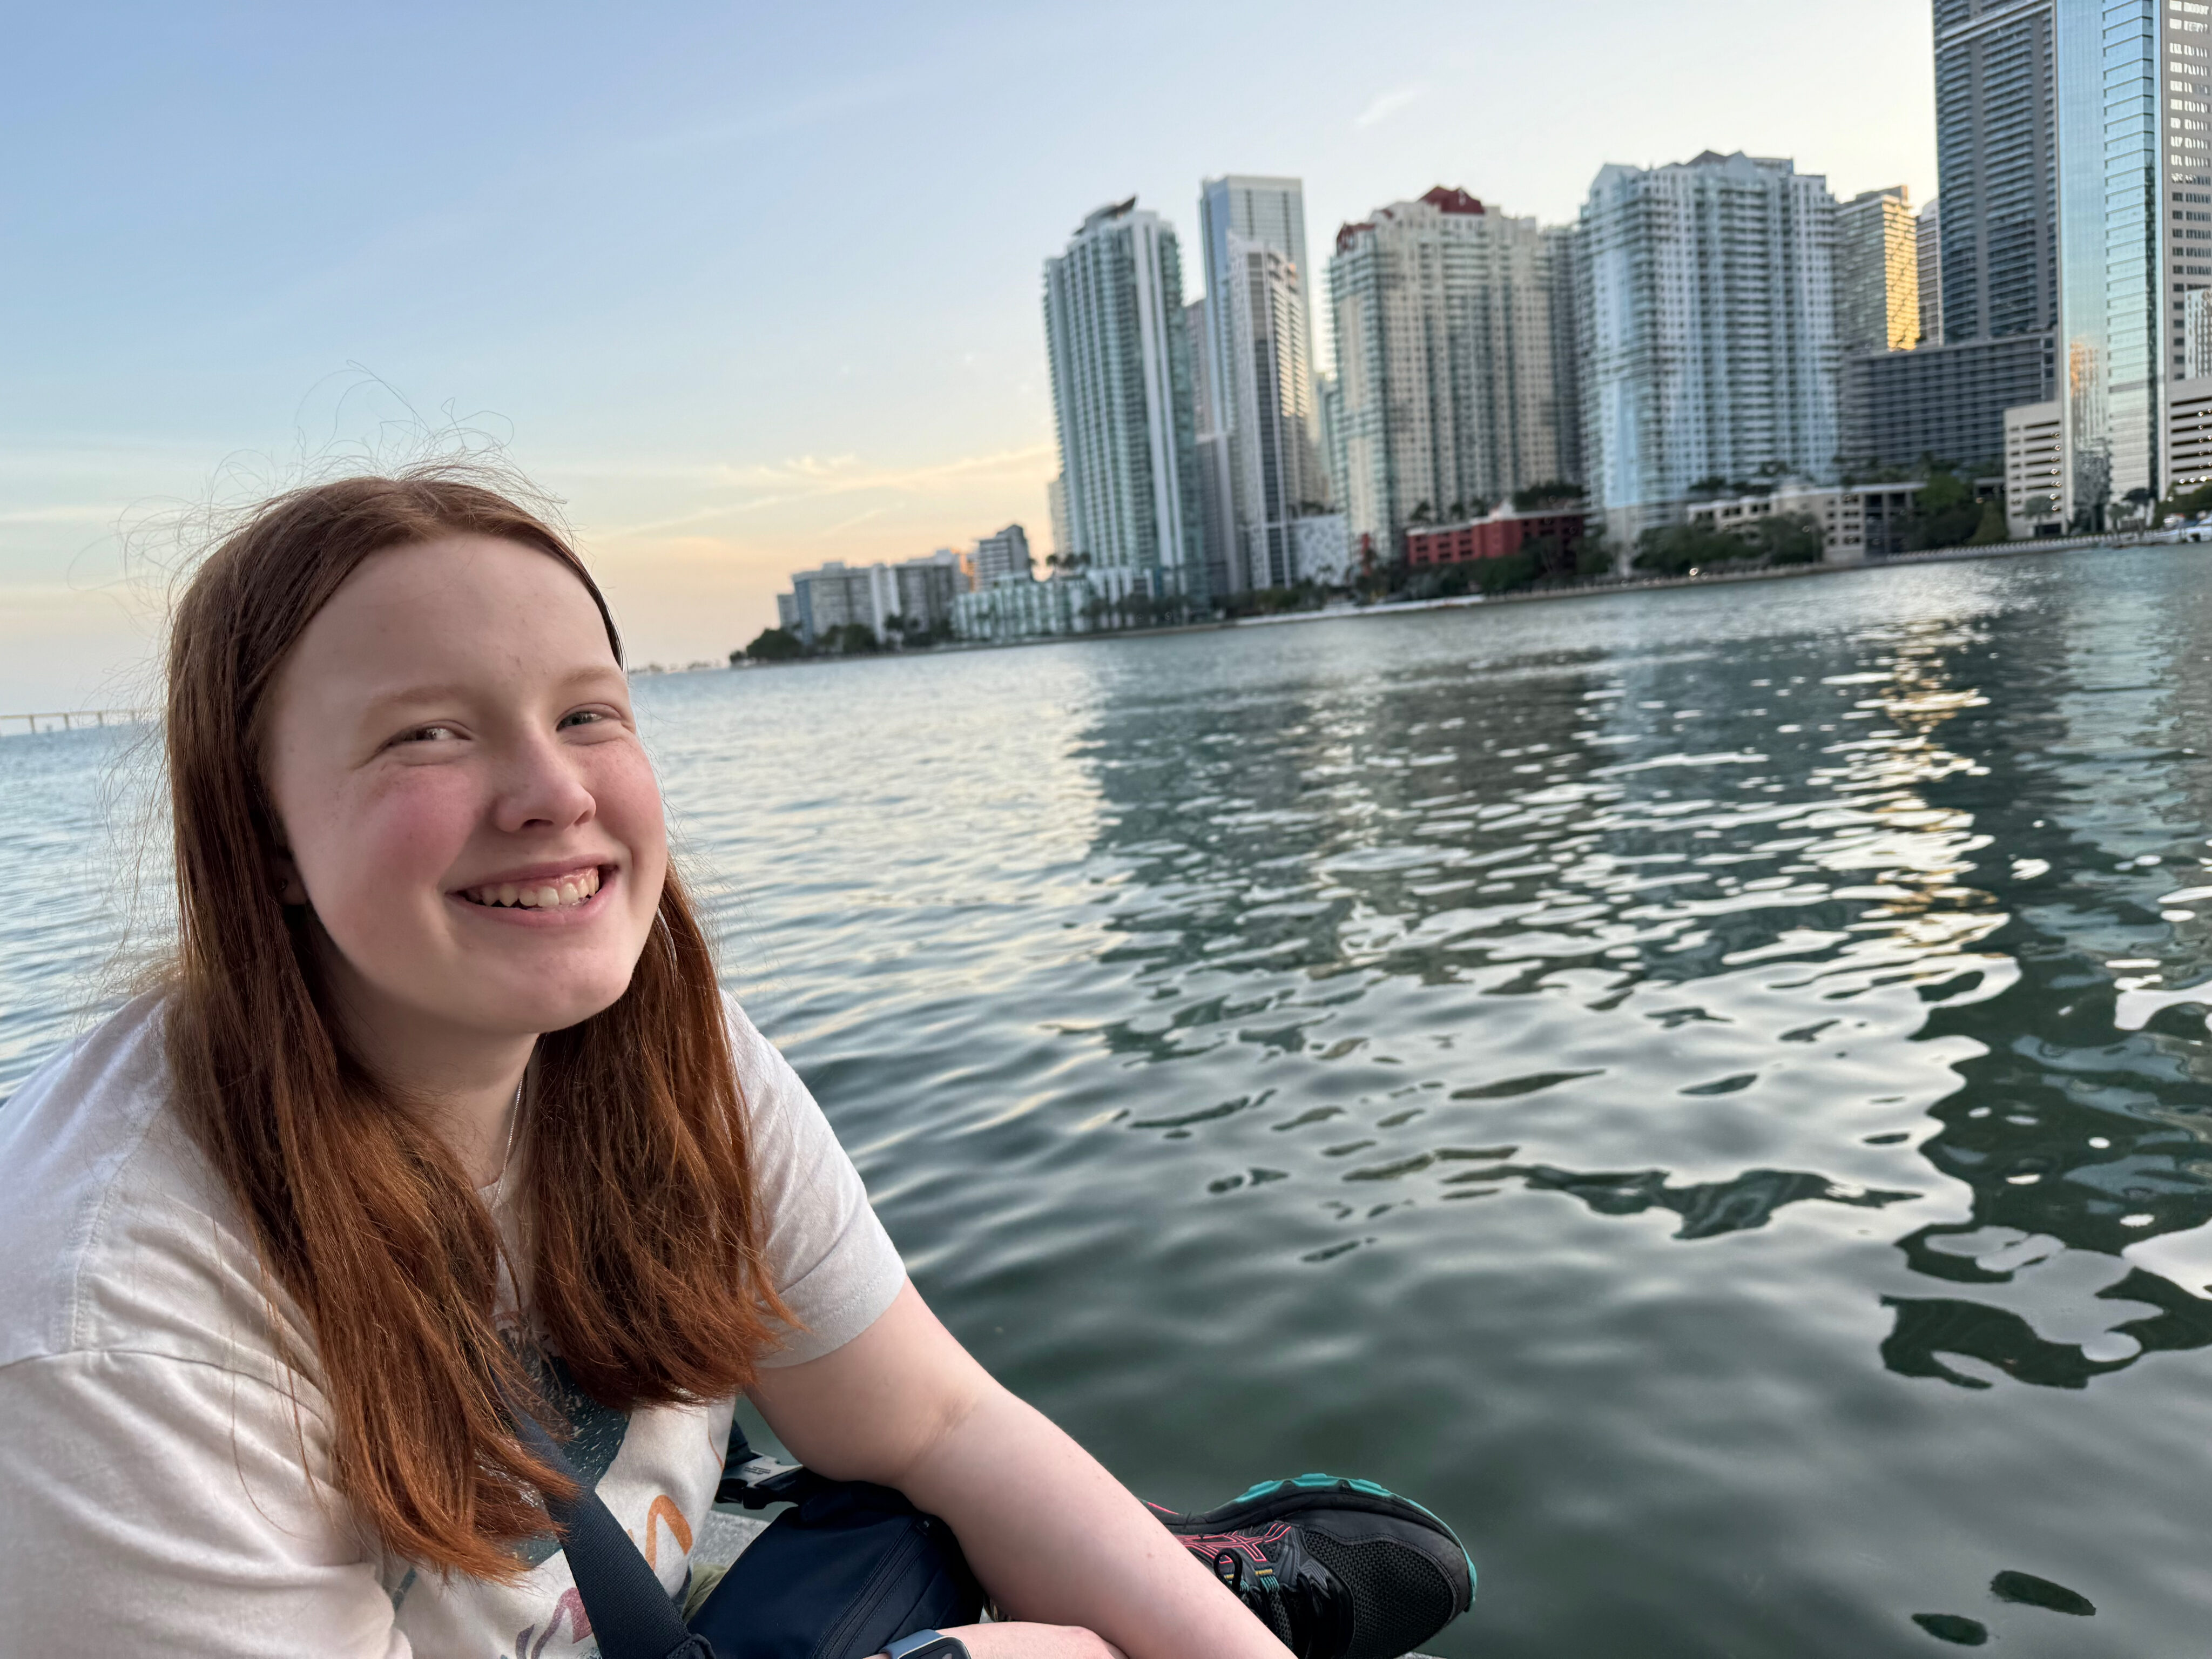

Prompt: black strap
[{"left": 509, "top": 1406, "right": 714, "bottom": 1659}]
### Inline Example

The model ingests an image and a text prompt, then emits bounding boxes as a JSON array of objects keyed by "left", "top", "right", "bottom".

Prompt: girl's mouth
[{"left": 456, "top": 865, "right": 605, "bottom": 911}]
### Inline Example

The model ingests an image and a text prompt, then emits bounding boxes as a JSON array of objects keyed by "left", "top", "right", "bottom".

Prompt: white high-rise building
[
  {"left": 1196, "top": 176, "right": 1327, "bottom": 594},
  {"left": 1046, "top": 474, "right": 1071, "bottom": 560},
  {"left": 1577, "top": 151, "right": 1840, "bottom": 545},
  {"left": 1329, "top": 186, "right": 1567, "bottom": 562},
  {"left": 1043, "top": 198, "right": 1206, "bottom": 605}
]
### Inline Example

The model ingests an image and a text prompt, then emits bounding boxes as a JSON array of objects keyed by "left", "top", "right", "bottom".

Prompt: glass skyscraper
[
  {"left": 1933, "top": 0, "right": 2060, "bottom": 345},
  {"left": 1195, "top": 176, "right": 1324, "bottom": 595},
  {"left": 2055, "top": 0, "right": 2212, "bottom": 524}
]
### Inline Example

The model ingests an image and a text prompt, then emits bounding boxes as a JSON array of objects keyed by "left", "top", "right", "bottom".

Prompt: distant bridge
[{"left": 0, "top": 709, "right": 149, "bottom": 736}]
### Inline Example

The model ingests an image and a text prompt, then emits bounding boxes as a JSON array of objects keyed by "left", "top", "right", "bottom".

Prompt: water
[{"left": 11, "top": 545, "right": 2212, "bottom": 1655}]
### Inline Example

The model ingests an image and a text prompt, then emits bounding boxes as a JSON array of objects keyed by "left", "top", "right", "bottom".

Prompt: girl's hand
[{"left": 925, "top": 1624, "right": 1126, "bottom": 1658}]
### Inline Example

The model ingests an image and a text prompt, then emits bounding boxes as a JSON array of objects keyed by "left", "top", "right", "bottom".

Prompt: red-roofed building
[
  {"left": 1419, "top": 186, "right": 1485, "bottom": 215},
  {"left": 1330, "top": 189, "right": 1580, "bottom": 571},
  {"left": 1405, "top": 508, "right": 1587, "bottom": 568}
]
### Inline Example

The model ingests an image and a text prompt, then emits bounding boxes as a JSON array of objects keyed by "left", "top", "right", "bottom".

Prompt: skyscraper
[
  {"left": 1196, "top": 175, "right": 1326, "bottom": 593},
  {"left": 1933, "top": 0, "right": 2059, "bottom": 344},
  {"left": 1330, "top": 187, "right": 1566, "bottom": 559},
  {"left": 1544, "top": 222, "right": 1587, "bottom": 487},
  {"left": 1184, "top": 296, "right": 1237, "bottom": 596},
  {"left": 1577, "top": 152, "right": 1840, "bottom": 542},
  {"left": 1917, "top": 198, "right": 1945, "bottom": 345},
  {"left": 1043, "top": 198, "right": 1207, "bottom": 603},
  {"left": 1219, "top": 234, "right": 1323, "bottom": 588},
  {"left": 2054, "top": 0, "right": 2212, "bottom": 523},
  {"left": 1835, "top": 186, "right": 1921, "bottom": 353}
]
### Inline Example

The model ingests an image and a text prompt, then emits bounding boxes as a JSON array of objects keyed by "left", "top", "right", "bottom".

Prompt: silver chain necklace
[{"left": 488, "top": 1076, "right": 525, "bottom": 1211}]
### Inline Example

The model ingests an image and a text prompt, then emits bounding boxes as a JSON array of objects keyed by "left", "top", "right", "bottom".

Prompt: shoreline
[{"left": 730, "top": 531, "right": 2153, "bottom": 667}]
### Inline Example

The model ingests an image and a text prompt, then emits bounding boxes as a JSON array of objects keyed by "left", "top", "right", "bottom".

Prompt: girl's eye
[
  {"left": 558, "top": 710, "right": 608, "bottom": 730},
  {"left": 400, "top": 723, "right": 460, "bottom": 744}
]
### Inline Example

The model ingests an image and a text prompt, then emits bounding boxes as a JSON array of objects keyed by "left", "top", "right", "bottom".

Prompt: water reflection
[{"left": 1070, "top": 558, "right": 2212, "bottom": 1394}]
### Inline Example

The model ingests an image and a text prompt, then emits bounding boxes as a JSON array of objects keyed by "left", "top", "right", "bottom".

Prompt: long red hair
[{"left": 161, "top": 470, "right": 787, "bottom": 1580}]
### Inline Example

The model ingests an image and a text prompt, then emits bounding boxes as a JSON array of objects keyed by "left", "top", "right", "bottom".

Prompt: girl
[{"left": 0, "top": 472, "right": 1469, "bottom": 1658}]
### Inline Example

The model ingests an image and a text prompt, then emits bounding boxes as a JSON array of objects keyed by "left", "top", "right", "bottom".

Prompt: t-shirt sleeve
[
  {"left": 0, "top": 1349, "right": 407, "bottom": 1657},
  {"left": 725, "top": 997, "right": 908, "bottom": 1367}
]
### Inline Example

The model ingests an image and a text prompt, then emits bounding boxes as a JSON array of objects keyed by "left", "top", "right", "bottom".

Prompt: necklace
[{"left": 488, "top": 1077, "right": 525, "bottom": 1212}]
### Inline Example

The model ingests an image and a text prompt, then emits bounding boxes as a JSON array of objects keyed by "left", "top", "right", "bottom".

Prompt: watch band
[{"left": 884, "top": 1633, "right": 971, "bottom": 1659}]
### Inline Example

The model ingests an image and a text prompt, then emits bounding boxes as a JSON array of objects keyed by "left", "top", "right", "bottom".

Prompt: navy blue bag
[
  {"left": 514, "top": 1405, "right": 982, "bottom": 1659},
  {"left": 693, "top": 1444, "right": 984, "bottom": 1659}
]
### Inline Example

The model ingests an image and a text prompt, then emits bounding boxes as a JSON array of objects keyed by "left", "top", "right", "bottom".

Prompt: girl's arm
[{"left": 746, "top": 1280, "right": 1290, "bottom": 1659}]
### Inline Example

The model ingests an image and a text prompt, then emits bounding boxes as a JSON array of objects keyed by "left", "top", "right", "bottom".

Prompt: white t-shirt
[{"left": 0, "top": 992, "right": 907, "bottom": 1657}]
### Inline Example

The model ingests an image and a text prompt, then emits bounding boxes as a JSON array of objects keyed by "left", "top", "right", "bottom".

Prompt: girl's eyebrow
[{"left": 358, "top": 665, "right": 626, "bottom": 725}]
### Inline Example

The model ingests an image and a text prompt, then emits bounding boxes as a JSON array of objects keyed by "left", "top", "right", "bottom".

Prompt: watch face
[{"left": 893, "top": 1638, "right": 969, "bottom": 1659}]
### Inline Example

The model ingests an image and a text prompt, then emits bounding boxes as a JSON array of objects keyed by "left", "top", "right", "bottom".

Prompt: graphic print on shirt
[{"left": 511, "top": 1587, "right": 592, "bottom": 1659}]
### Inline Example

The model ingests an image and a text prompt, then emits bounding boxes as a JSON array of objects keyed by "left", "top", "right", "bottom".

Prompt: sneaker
[{"left": 1148, "top": 1473, "right": 1474, "bottom": 1659}]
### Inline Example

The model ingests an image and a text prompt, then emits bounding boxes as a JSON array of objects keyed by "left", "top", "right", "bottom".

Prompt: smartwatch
[{"left": 883, "top": 1635, "right": 970, "bottom": 1659}]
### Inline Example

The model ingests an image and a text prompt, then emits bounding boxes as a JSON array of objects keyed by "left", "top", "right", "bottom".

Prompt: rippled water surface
[{"left": 15, "top": 548, "right": 2212, "bottom": 1655}]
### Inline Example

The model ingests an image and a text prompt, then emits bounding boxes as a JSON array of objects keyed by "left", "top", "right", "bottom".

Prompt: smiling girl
[{"left": 0, "top": 473, "right": 1469, "bottom": 1659}]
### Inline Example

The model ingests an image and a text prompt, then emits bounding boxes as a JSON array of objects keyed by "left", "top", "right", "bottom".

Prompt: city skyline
[{"left": 1, "top": 0, "right": 1939, "bottom": 710}]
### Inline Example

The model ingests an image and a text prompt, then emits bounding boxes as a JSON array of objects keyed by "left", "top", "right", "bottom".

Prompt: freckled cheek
[
  {"left": 588, "top": 747, "right": 669, "bottom": 876},
  {"left": 300, "top": 771, "right": 483, "bottom": 934}
]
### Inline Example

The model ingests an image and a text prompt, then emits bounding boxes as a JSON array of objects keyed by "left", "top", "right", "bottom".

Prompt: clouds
[{"left": 586, "top": 443, "right": 1056, "bottom": 541}]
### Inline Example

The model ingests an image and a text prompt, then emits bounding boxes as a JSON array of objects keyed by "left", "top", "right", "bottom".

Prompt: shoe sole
[{"left": 1159, "top": 1472, "right": 1476, "bottom": 1602}]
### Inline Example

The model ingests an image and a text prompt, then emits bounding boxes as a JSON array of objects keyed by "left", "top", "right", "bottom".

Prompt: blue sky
[{"left": 1, "top": 0, "right": 1937, "bottom": 710}]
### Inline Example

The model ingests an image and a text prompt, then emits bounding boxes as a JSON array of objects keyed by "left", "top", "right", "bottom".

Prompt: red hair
[{"left": 161, "top": 470, "right": 788, "bottom": 1579}]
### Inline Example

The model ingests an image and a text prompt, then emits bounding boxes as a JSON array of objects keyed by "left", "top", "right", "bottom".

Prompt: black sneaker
[{"left": 1148, "top": 1473, "right": 1474, "bottom": 1659}]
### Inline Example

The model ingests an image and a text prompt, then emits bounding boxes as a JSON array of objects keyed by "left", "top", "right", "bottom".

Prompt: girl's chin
[{"left": 386, "top": 962, "right": 642, "bottom": 1041}]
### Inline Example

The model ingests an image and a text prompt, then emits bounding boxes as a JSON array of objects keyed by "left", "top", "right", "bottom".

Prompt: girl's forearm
[{"left": 898, "top": 1385, "right": 1290, "bottom": 1659}]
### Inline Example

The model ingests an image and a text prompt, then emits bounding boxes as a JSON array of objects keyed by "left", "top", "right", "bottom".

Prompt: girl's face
[{"left": 262, "top": 534, "right": 667, "bottom": 1060}]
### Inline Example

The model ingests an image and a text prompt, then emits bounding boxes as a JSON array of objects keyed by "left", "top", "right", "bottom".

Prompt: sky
[{"left": 0, "top": 0, "right": 1938, "bottom": 711}]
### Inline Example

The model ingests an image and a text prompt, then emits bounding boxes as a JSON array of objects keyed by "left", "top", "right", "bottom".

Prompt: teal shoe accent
[{"left": 1243, "top": 1472, "right": 1480, "bottom": 1594}]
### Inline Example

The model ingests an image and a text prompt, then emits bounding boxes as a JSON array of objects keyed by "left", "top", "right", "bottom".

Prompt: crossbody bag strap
[{"left": 508, "top": 1405, "right": 715, "bottom": 1659}]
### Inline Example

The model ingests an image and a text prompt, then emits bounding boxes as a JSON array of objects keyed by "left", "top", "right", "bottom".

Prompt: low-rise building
[
  {"left": 1291, "top": 514, "right": 1351, "bottom": 586},
  {"left": 2003, "top": 401, "right": 2065, "bottom": 537},
  {"left": 970, "top": 525, "right": 1033, "bottom": 586},
  {"left": 893, "top": 549, "right": 967, "bottom": 635},
  {"left": 2168, "top": 381, "right": 2212, "bottom": 503},
  {"left": 1405, "top": 507, "right": 1587, "bottom": 569},
  {"left": 1839, "top": 332, "right": 2053, "bottom": 474},
  {"left": 777, "top": 550, "right": 971, "bottom": 646},
  {"left": 782, "top": 560, "right": 899, "bottom": 646},
  {"left": 1683, "top": 481, "right": 1921, "bottom": 560},
  {"left": 952, "top": 574, "right": 1097, "bottom": 643}
]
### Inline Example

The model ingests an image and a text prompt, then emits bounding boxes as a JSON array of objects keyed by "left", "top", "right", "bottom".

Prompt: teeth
[{"left": 464, "top": 868, "right": 602, "bottom": 908}]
